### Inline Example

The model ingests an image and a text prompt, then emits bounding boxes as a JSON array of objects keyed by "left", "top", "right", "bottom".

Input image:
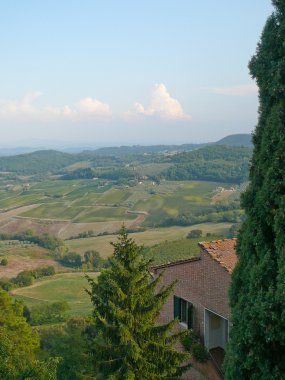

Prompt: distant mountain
[
  {"left": 215, "top": 134, "right": 252, "bottom": 147},
  {"left": 92, "top": 143, "right": 207, "bottom": 156},
  {"left": 0, "top": 134, "right": 253, "bottom": 175},
  {"left": 0, "top": 147, "right": 43, "bottom": 156}
]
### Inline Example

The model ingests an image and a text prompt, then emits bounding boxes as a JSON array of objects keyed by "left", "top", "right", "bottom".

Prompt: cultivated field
[
  {"left": 12, "top": 272, "right": 99, "bottom": 316},
  {"left": 66, "top": 223, "right": 232, "bottom": 258},
  {"left": 0, "top": 241, "right": 66, "bottom": 278},
  {"left": 132, "top": 181, "right": 227, "bottom": 226},
  {"left": 0, "top": 179, "right": 236, "bottom": 238}
]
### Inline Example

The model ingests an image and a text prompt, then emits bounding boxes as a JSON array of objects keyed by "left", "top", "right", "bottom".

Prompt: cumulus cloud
[
  {"left": 207, "top": 84, "right": 258, "bottom": 96},
  {"left": 134, "top": 84, "right": 191, "bottom": 121},
  {"left": 0, "top": 92, "right": 112, "bottom": 123},
  {"left": 77, "top": 97, "right": 111, "bottom": 115}
]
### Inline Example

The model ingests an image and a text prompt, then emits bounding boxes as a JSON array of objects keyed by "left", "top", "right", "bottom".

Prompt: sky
[{"left": 0, "top": 0, "right": 274, "bottom": 148}]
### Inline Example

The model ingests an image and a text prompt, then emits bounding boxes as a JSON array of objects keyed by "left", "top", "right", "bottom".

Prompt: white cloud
[
  {"left": 207, "top": 84, "right": 258, "bottom": 96},
  {"left": 77, "top": 97, "right": 111, "bottom": 115},
  {"left": 0, "top": 93, "right": 112, "bottom": 123},
  {"left": 134, "top": 84, "right": 191, "bottom": 121}
]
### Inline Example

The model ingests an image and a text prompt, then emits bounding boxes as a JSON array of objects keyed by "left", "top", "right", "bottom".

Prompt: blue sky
[{"left": 0, "top": 1, "right": 273, "bottom": 147}]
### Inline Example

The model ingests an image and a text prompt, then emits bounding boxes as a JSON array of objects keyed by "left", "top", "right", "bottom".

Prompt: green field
[
  {"left": 66, "top": 223, "right": 232, "bottom": 258},
  {"left": 132, "top": 181, "right": 225, "bottom": 225},
  {"left": 20, "top": 203, "right": 83, "bottom": 220},
  {"left": 0, "top": 240, "right": 50, "bottom": 259},
  {"left": 145, "top": 237, "right": 203, "bottom": 266},
  {"left": 0, "top": 179, "right": 239, "bottom": 242},
  {"left": 12, "top": 272, "right": 99, "bottom": 316},
  {"left": 74, "top": 206, "right": 137, "bottom": 223},
  {"left": 0, "top": 193, "right": 45, "bottom": 210},
  {"left": 71, "top": 192, "right": 101, "bottom": 206},
  {"left": 97, "top": 189, "right": 132, "bottom": 204}
]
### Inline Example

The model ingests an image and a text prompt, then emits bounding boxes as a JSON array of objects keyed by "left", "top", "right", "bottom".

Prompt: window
[{"left": 174, "top": 296, "right": 193, "bottom": 329}]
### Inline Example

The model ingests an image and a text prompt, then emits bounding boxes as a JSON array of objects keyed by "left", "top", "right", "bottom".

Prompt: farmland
[
  {"left": 66, "top": 223, "right": 232, "bottom": 258},
  {"left": 0, "top": 179, "right": 241, "bottom": 238},
  {"left": 0, "top": 143, "right": 248, "bottom": 320},
  {"left": 0, "top": 240, "right": 65, "bottom": 278},
  {"left": 12, "top": 272, "right": 99, "bottom": 316}
]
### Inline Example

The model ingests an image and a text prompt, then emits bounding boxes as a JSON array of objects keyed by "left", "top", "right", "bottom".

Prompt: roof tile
[{"left": 199, "top": 238, "right": 238, "bottom": 273}]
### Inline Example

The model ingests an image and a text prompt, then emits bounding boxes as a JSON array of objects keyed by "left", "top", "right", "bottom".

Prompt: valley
[{"left": 0, "top": 137, "right": 250, "bottom": 318}]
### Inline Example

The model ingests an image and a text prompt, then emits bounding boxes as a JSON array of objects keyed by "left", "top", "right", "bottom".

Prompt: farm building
[{"left": 152, "top": 238, "right": 237, "bottom": 373}]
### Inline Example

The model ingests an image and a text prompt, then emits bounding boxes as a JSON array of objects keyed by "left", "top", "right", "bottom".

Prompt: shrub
[
  {"left": 84, "top": 250, "right": 103, "bottom": 269},
  {"left": 181, "top": 331, "right": 199, "bottom": 351},
  {"left": 30, "top": 266, "right": 55, "bottom": 279},
  {"left": 29, "top": 301, "right": 70, "bottom": 325},
  {"left": 192, "top": 343, "right": 209, "bottom": 362},
  {"left": 60, "top": 252, "right": 82, "bottom": 268},
  {"left": 0, "top": 258, "right": 8, "bottom": 266},
  {"left": 0, "top": 278, "right": 13, "bottom": 291},
  {"left": 13, "top": 271, "right": 34, "bottom": 287},
  {"left": 187, "top": 229, "right": 203, "bottom": 239}
]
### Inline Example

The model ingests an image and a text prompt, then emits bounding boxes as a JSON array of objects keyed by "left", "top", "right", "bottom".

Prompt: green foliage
[
  {"left": 87, "top": 227, "right": 191, "bottom": 379},
  {"left": 0, "top": 230, "right": 66, "bottom": 253},
  {"left": 163, "top": 145, "right": 251, "bottom": 183},
  {"left": 144, "top": 238, "right": 206, "bottom": 266},
  {"left": 84, "top": 250, "right": 103, "bottom": 270},
  {"left": 181, "top": 332, "right": 208, "bottom": 363},
  {"left": 0, "top": 150, "right": 79, "bottom": 174},
  {"left": 93, "top": 167, "right": 136, "bottom": 181},
  {"left": 60, "top": 251, "right": 82, "bottom": 268},
  {"left": 0, "top": 257, "right": 8, "bottom": 266},
  {"left": 215, "top": 133, "right": 252, "bottom": 147},
  {"left": 0, "top": 289, "right": 58, "bottom": 379},
  {"left": 28, "top": 301, "right": 70, "bottom": 326},
  {"left": 69, "top": 230, "right": 96, "bottom": 240},
  {"left": 159, "top": 208, "right": 244, "bottom": 228},
  {"left": 62, "top": 167, "right": 95, "bottom": 180},
  {"left": 191, "top": 343, "right": 209, "bottom": 363},
  {"left": 13, "top": 273, "right": 99, "bottom": 317},
  {"left": 228, "top": 223, "right": 240, "bottom": 238},
  {"left": 13, "top": 271, "right": 34, "bottom": 287},
  {"left": 39, "top": 317, "right": 95, "bottom": 380},
  {"left": 0, "top": 277, "right": 13, "bottom": 291},
  {"left": 224, "top": 3, "right": 285, "bottom": 379},
  {"left": 187, "top": 229, "right": 202, "bottom": 238},
  {"left": 181, "top": 331, "right": 199, "bottom": 351},
  {"left": 0, "top": 266, "right": 56, "bottom": 291}
]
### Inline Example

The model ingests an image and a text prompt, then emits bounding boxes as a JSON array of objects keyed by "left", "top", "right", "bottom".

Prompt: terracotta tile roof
[
  {"left": 151, "top": 256, "right": 201, "bottom": 271},
  {"left": 198, "top": 238, "right": 238, "bottom": 273}
]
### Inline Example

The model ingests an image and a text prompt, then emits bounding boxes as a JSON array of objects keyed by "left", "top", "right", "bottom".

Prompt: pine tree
[
  {"left": 87, "top": 227, "right": 190, "bottom": 379},
  {"left": 224, "top": 2, "right": 285, "bottom": 379}
]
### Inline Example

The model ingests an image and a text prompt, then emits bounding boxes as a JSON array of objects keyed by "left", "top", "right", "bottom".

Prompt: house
[{"left": 152, "top": 239, "right": 237, "bottom": 370}]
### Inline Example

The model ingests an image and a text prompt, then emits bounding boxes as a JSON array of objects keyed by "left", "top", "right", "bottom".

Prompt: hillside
[
  {"left": 0, "top": 150, "right": 80, "bottom": 175},
  {"left": 215, "top": 133, "right": 252, "bottom": 147},
  {"left": 162, "top": 145, "right": 252, "bottom": 183},
  {"left": 0, "top": 134, "right": 253, "bottom": 178}
]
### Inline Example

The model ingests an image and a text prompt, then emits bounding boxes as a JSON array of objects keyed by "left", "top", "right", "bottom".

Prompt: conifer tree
[
  {"left": 224, "top": 2, "right": 285, "bottom": 379},
  {"left": 87, "top": 227, "right": 190, "bottom": 379}
]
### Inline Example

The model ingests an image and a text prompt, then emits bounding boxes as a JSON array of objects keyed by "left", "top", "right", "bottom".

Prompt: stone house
[{"left": 152, "top": 239, "right": 237, "bottom": 369}]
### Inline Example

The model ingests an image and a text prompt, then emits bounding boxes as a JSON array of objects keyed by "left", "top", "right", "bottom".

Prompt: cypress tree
[
  {"left": 87, "top": 227, "right": 190, "bottom": 379},
  {"left": 224, "top": 2, "right": 285, "bottom": 379}
]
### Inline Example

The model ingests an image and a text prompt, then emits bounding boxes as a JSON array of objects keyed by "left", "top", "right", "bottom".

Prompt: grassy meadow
[
  {"left": 12, "top": 272, "right": 99, "bottom": 316},
  {"left": 0, "top": 240, "right": 65, "bottom": 278},
  {"left": 66, "top": 223, "right": 232, "bottom": 258}
]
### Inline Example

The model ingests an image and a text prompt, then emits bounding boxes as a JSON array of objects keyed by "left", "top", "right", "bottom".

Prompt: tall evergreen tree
[
  {"left": 87, "top": 227, "right": 190, "bottom": 380},
  {"left": 224, "top": 2, "right": 285, "bottom": 379}
]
